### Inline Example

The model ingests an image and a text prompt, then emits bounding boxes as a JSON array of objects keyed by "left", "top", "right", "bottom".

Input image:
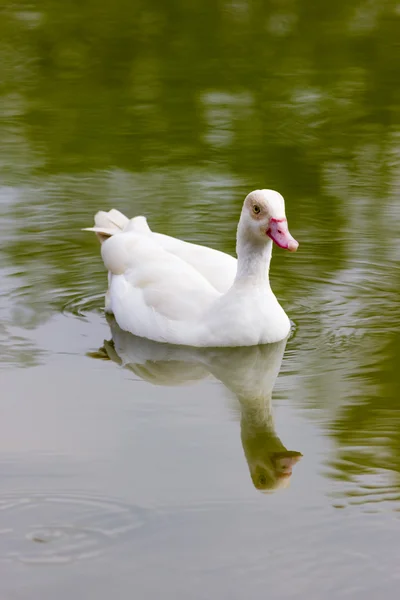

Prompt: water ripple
[
  {"left": 0, "top": 491, "right": 151, "bottom": 565},
  {"left": 62, "top": 292, "right": 105, "bottom": 319},
  {"left": 289, "top": 257, "right": 399, "bottom": 352}
]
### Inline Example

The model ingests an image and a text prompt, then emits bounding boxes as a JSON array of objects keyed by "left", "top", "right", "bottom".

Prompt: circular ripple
[{"left": 0, "top": 491, "right": 150, "bottom": 565}]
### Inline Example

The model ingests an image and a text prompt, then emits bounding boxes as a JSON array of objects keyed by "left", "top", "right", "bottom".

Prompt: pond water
[{"left": 1, "top": 1, "right": 400, "bottom": 598}]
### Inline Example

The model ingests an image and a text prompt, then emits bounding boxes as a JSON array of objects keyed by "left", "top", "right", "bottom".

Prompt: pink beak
[
  {"left": 273, "top": 453, "right": 303, "bottom": 478},
  {"left": 267, "top": 218, "right": 299, "bottom": 252}
]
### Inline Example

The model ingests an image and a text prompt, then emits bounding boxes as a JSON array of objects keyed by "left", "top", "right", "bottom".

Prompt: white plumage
[{"left": 84, "top": 189, "right": 299, "bottom": 347}]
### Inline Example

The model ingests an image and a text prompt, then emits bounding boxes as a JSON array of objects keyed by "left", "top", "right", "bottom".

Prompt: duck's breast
[{"left": 201, "top": 286, "right": 291, "bottom": 347}]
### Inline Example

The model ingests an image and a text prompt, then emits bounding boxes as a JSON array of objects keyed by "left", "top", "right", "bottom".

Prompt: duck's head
[
  {"left": 248, "top": 451, "right": 303, "bottom": 492},
  {"left": 240, "top": 189, "right": 299, "bottom": 252}
]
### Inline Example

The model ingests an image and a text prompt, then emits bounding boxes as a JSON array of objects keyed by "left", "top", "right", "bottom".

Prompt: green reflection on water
[{"left": 1, "top": 0, "right": 400, "bottom": 505}]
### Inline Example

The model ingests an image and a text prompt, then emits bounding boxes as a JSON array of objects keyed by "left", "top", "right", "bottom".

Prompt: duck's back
[
  {"left": 85, "top": 210, "right": 238, "bottom": 293},
  {"left": 150, "top": 231, "right": 237, "bottom": 293}
]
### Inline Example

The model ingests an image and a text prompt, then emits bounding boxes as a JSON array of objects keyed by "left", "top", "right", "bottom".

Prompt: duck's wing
[
  {"left": 102, "top": 232, "right": 219, "bottom": 344},
  {"left": 84, "top": 209, "right": 237, "bottom": 293},
  {"left": 149, "top": 231, "right": 237, "bottom": 293}
]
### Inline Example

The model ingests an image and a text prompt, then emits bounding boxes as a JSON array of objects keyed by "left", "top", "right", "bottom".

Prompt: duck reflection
[{"left": 92, "top": 316, "right": 302, "bottom": 492}]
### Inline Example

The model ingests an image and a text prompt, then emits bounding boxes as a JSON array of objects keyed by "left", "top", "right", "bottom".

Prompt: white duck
[{"left": 85, "top": 189, "right": 299, "bottom": 347}]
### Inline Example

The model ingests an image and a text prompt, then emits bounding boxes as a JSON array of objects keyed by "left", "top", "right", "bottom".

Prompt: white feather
[{"left": 85, "top": 189, "right": 298, "bottom": 347}]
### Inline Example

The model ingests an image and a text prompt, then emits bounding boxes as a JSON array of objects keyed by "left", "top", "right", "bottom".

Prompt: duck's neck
[
  {"left": 235, "top": 228, "right": 273, "bottom": 286},
  {"left": 239, "top": 394, "right": 274, "bottom": 428},
  {"left": 239, "top": 394, "right": 286, "bottom": 451}
]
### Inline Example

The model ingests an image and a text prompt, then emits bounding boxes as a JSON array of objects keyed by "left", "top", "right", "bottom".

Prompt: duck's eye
[{"left": 253, "top": 205, "right": 261, "bottom": 214}]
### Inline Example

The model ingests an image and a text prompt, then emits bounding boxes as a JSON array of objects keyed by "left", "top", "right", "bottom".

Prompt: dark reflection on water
[
  {"left": 92, "top": 316, "right": 303, "bottom": 493},
  {"left": 1, "top": 0, "right": 400, "bottom": 596}
]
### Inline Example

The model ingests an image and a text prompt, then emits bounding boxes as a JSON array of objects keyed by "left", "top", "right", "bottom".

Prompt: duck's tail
[{"left": 83, "top": 209, "right": 151, "bottom": 243}]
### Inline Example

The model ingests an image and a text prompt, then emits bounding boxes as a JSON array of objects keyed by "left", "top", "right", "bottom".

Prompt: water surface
[{"left": 1, "top": 1, "right": 400, "bottom": 598}]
